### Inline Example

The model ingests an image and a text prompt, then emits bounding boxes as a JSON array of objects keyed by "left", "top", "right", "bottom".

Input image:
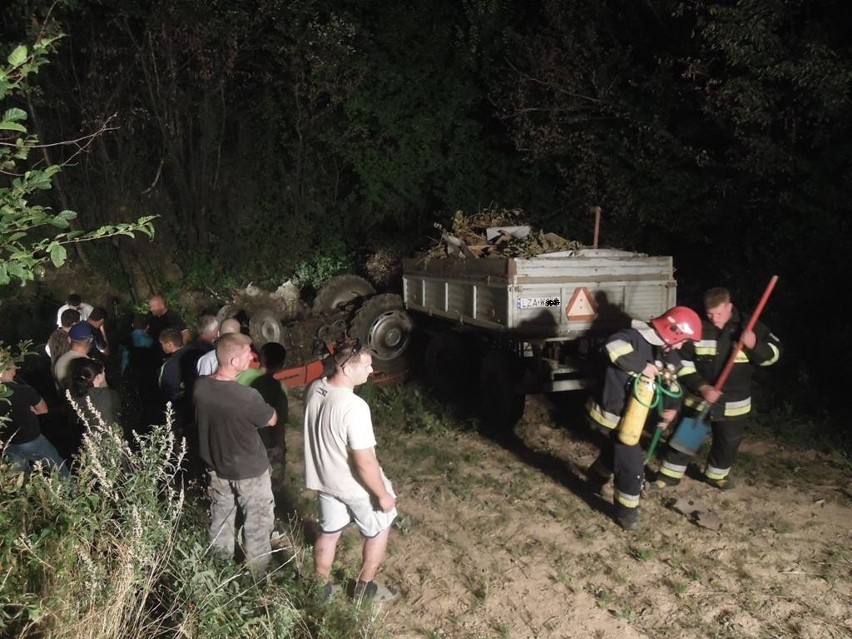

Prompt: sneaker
[
  {"left": 704, "top": 476, "right": 736, "bottom": 491},
  {"left": 353, "top": 580, "right": 399, "bottom": 605},
  {"left": 322, "top": 582, "right": 342, "bottom": 600}
]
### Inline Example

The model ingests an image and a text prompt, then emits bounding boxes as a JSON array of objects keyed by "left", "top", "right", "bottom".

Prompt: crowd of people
[
  {"left": 1, "top": 292, "right": 399, "bottom": 603},
  {"left": 2, "top": 284, "right": 780, "bottom": 602}
]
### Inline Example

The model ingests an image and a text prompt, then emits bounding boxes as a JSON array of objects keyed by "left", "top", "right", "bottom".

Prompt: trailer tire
[
  {"left": 312, "top": 275, "right": 376, "bottom": 316},
  {"left": 479, "top": 350, "right": 525, "bottom": 433},
  {"left": 351, "top": 294, "right": 412, "bottom": 374},
  {"left": 249, "top": 310, "right": 284, "bottom": 346},
  {"left": 424, "top": 332, "right": 477, "bottom": 398}
]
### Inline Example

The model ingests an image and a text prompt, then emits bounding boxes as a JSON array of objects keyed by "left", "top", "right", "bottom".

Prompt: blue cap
[{"left": 68, "top": 322, "right": 93, "bottom": 341}]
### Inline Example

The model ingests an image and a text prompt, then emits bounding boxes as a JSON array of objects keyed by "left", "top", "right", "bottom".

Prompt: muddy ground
[{"left": 281, "top": 392, "right": 852, "bottom": 639}]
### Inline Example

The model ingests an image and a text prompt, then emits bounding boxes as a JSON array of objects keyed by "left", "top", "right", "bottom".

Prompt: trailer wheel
[
  {"left": 350, "top": 294, "right": 412, "bottom": 374},
  {"left": 249, "top": 310, "right": 284, "bottom": 346},
  {"left": 479, "top": 350, "right": 525, "bottom": 433},
  {"left": 312, "top": 275, "right": 376, "bottom": 316},
  {"left": 424, "top": 332, "right": 477, "bottom": 398}
]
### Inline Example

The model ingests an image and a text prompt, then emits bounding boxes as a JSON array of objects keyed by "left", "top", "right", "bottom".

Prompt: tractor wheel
[
  {"left": 216, "top": 303, "right": 239, "bottom": 326},
  {"left": 249, "top": 310, "right": 284, "bottom": 347},
  {"left": 479, "top": 349, "right": 525, "bottom": 433},
  {"left": 312, "top": 275, "right": 376, "bottom": 316},
  {"left": 424, "top": 331, "right": 478, "bottom": 399},
  {"left": 350, "top": 294, "right": 412, "bottom": 374}
]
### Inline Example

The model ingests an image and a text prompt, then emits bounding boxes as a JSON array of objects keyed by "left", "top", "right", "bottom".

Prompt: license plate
[{"left": 517, "top": 297, "right": 561, "bottom": 309}]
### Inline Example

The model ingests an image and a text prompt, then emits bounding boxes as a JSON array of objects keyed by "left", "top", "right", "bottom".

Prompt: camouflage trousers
[{"left": 208, "top": 468, "right": 275, "bottom": 575}]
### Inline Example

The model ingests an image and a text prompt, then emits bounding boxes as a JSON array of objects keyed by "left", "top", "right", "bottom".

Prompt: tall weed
[{"left": 0, "top": 409, "right": 374, "bottom": 638}]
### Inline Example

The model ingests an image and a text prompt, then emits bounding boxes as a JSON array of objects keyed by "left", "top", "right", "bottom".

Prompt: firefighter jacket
[
  {"left": 587, "top": 321, "right": 696, "bottom": 431},
  {"left": 678, "top": 307, "right": 781, "bottom": 421}
]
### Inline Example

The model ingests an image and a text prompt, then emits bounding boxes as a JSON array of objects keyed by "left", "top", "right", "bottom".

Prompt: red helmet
[{"left": 650, "top": 306, "right": 702, "bottom": 346}]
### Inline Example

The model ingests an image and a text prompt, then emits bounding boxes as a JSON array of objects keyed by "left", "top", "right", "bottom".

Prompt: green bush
[{"left": 0, "top": 409, "right": 375, "bottom": 638}]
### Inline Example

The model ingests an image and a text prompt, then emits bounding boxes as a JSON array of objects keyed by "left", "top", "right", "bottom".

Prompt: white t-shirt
[
  {"left": 196, "top": 349, "right": 218, "bottom": 376},
  {"left": 56, "top": 302, "right": 94, "bottom": 327},
  {"left": 303, "top": 377, "right": 389, "bottom": 500}
]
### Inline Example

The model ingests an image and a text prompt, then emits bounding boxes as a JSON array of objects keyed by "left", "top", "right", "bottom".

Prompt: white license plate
[{"left": 517, "top": 297, "right": 561, "bottom": 309}]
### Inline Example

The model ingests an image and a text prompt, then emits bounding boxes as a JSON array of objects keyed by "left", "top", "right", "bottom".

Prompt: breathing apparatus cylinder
[{"left": 618, "top": 375, "right": 656, "bottom": 445}]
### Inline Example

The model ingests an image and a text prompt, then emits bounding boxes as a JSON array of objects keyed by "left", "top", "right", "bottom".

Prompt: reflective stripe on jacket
[{"left": 678, "top": 308, "right": 781, "bottom": 421}]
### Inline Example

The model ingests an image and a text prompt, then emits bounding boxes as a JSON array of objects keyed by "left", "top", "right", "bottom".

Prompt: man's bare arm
[{"left": 351, "top": 447, "right": 395, "bottom": 512}]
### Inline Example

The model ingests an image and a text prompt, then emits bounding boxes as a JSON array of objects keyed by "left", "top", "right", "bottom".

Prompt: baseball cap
[{"left": 69, "top": 322, "right": 94, "bottom": 341}]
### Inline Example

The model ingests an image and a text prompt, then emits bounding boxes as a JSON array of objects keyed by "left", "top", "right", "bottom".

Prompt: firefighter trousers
[
  {"left": 660, "top": 419, "right": 747, "bottom": 482},
  {"left": 590, "top": 430, "right": 644, "bottom": 515}
]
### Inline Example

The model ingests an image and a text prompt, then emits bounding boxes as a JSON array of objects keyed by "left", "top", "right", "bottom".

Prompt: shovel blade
[{"left": 669, "top": 415, "right": 711, "bottom": 455}]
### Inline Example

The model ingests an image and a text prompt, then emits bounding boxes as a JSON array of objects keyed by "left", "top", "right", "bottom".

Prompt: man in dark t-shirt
[
  {"left": 145, "top": 295, "right": 190, "bottom": 346},
  {"left": 194, "top": 333, "right": 277, "bottom": 575},
  {"left": 1, "top": 352, "right": 70, "bottom": 477}
]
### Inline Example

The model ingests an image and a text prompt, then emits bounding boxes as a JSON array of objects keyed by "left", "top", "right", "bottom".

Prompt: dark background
[{"left": 1, "top": 0, "right": 849, "bottom": 436}]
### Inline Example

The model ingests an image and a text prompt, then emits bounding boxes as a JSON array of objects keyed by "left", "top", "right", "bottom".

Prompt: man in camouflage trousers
[{"left": 194, "top": 333, "right": 278, "bottom": 575}]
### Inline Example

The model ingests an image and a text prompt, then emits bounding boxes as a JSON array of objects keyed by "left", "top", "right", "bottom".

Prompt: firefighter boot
[
  {"left": 615, "top": 506, "right": 640, "bottom": 532},
  {"left": 703, "top": 475, "right": 737, "bottom": 491},
  {"left": 646, "top": 473, "right": 680, "bottom": 493}
]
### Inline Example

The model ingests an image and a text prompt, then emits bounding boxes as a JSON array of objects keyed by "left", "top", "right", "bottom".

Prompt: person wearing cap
[
  {"left": 1, "top": 348, "right": 70, "bottom": 478},
  {"left": 585, "top": 307, "right": 703, "bottom": 531},
  {"left": 53, "top": 322, "right": 95, "bottom": 390}
]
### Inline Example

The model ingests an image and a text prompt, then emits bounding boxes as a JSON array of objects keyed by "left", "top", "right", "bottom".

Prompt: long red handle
[{"left": 712, "top": 275, "right": 779, "bottom": 392}]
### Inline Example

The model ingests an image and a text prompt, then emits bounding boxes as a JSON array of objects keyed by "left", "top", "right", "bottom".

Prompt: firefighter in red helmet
[{"left": 586, "top": 306, "right": 702, "bottom": 531}]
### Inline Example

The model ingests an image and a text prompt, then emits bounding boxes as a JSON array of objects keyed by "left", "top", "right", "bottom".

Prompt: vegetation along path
[{"left": 285, "top": 390, "right": 852, "bottom": 639}]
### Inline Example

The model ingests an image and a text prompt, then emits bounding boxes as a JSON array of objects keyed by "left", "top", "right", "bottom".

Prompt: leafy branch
[{"left": 0, "top": 36, "right": 157, "bottom": 286}]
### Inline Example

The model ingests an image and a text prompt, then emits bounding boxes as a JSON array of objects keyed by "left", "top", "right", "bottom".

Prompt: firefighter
[
  {"left": 650, "top": 287, "right": 781, "bottom": 491},
  {"left": 586, "top": 306, "right": 702, "bottom": 531}
]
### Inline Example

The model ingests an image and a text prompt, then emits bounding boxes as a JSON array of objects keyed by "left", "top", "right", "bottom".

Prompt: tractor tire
[
  {"left": 424, "top": 331, "right": 478, "bottom": 399},
  {"left": 350, "top": 294, "right": 412, "bottom": 374},
  {"left": 216, "top": 303, "right": 240, "bottom": 326},
  {"left": 312, "top": 275, "right": 376, "bottom": 316},
  {"left": 249, "top": 309, "right": 284, "bottom": 346},
  {"left": 479, "top": 349, "right": 525, "bottom": 433}
]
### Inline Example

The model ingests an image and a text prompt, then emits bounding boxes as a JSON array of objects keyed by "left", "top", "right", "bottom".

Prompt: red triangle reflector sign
[{"left": 565, "top": 287, "right": 597, "bottom": 321}]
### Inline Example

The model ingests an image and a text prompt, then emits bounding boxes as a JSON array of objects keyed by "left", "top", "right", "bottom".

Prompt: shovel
[{"left": 668, "top": 275, "right": 779, "bottom": 456}]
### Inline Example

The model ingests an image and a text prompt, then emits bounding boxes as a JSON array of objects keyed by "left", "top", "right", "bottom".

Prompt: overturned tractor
[{"left": 217, "top": 275, "right": 412, "bottom": 376}]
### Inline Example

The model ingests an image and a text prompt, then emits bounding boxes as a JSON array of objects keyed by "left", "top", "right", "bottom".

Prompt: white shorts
[{"left": 318, "top": 491, "right": 397, "bottom": 538}]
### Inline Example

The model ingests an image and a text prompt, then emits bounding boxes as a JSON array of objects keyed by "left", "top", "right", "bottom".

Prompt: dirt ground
[{"left": 283, "top": 393, "right": 852, "bottom": 639}]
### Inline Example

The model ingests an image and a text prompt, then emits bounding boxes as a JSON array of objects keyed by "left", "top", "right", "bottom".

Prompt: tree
[{"left": 0, "top": 34, "right": 156, "bottom": 287}]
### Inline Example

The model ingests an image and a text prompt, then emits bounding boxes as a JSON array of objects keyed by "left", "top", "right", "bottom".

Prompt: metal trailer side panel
[{"left": 402, "top": 251, "right": 676, "bottom": 338}]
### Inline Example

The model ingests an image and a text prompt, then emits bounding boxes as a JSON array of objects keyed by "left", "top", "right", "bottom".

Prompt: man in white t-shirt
[
  {"left": 55, "top": 293, "right": 93, "bottom": 327},
  {"left": 303, "top": 340, "right": 398, "bottom": 604}
]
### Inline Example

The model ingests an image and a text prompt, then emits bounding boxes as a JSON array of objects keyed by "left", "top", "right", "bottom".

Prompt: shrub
[{"left": 0, "top": 407, "right": 372, "bottom": 638}]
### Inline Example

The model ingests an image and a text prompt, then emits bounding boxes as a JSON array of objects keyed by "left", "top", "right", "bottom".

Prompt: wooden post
[{"left": 591, "top": 206, "right": 602, "bottom": 249}]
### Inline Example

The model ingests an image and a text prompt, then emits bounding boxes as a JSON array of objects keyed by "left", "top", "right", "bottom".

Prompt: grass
[
  {"left": 0, "top": 413, "right": 382, "bottom": 639},
  {"left": 8, "top": 379, "right": 849, "bottom": 639}
]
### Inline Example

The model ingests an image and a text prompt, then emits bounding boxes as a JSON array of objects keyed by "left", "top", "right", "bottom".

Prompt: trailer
[{"left": 402, "top": 248, "right": 677, "bottom": 429}]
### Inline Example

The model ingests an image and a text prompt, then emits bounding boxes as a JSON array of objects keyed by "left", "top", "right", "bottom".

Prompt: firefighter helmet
[{"left": 650, "top": 306, "right": 702, "bottom": 346}]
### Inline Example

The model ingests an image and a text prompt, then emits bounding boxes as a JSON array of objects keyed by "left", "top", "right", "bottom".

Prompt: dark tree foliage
[{"left": 494, "top": 0, "right": 852, "bottom": 422}]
